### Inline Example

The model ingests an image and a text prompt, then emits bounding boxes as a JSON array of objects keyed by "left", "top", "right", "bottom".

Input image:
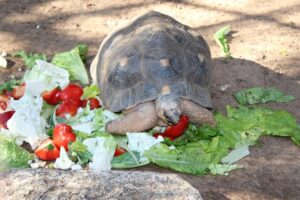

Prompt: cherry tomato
[
  {"left": 34, "top": 139, "right": 60, "bottom": 161},
  {"left": 55, "top": 100, "right": 79, "bottom": 118},
  {"left": 42, "top": 87, "right": 62, "bottom": 105},
  {"left": 0, "top": 111, "right": 15, "bottom": 129},
  {"left": 0, "top": 94, "right": 10, "bottom": 111},
  {"left": 12, "top": 83, "right": 26, "bottom": 100},
  {"left": 81, "top": 98, "right": 101, "bottom": 110},
  {"left": 114, "top": 146, "right": 127, "bottom": 157},
  {"left": 53, "top": 124, "right": 76, "bottom": 151},
  {"left": 60, "top": 84, "right": 83, "bottom": 103}
]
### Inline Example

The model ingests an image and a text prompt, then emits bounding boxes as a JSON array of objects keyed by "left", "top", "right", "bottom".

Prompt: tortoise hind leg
[
  {"left": 181, "top": 99, "right": 216, "bottom": 126},
  {"left": 105, "top": 102, "right": 158, "bottom": 135}
]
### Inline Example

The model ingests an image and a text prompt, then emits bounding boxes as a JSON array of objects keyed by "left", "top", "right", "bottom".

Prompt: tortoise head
[{"left": 155, "top": 94, "right": 182, "bottom": 125}]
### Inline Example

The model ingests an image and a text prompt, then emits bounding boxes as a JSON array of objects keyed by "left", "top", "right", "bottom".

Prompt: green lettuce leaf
[
  {"left": 52, "top": 45, "right": 89, "bottom": 85},
  {"left": 14, "top": 50, "right": 47, "bottom": 69},
  {"left": 214, "top": 26, "right": 232, "bottom": 58},
  {"left": 81, "top": 85, "right": 100, "bottom": 100},
  {"left": 69, "top": 140, "right": 92, "bottom": 165},
  {"left": 209, "top": 163, "right": 242, "bottom": 176},
  {"left": 145, "top": 106, "right": 300, "bottom": 175},
  {"left": 0, "top": 134, "right": 33, "bottom": 172},
  {"left": 111, "top": 151, "right": 150, "bottom": 169},
  {"left": 234, "top": 87, "right": 295, "bottom": 105},
  {"left": 145, "top": 136, "right": 230, "bottom": 175}
]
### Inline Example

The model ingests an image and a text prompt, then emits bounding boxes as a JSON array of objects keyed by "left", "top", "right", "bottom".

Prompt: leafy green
[
  {"left": 0, "top": 134, "right": 33, "bottom": 172},
  {"left": 209, "top": 163, "right": 242, "bottom": 176},
  {"left": 234, "top": 87, "right": 295, "bottom": 104},
  {"left": 0, "top": 79, "right": 22, "bottom": 94},
  {"left": 69, "top": 140, "right": 92, "bottom": 165},
  {"left": 145, "top": 106, "right": 300, "bottom": 175},
  {"left": 52, "top": 45, "right": 89, "bottom": 85},
  {"left": 145, "top": 137, "right": 230, "bottom": 175},
  {"left": 221, "top": 145, "right": 249, "bottom": 164},
  {"left": 83, "top": 135, "right": 117, "bottom": 171},
  {"left": 14, "top": 50, "right": 47, "bottom": 69},
  {"left": 23, "top": 60, "right": 69, "bottom": 96},
  {"left": 81, "top": 85, "right": 100, "bottom": 100},
  {"left": 112, "top": 151, "right": 150, "bottom": 169},
  {"left": 214, "top": 26, "right": 232, "bottom": 58}
]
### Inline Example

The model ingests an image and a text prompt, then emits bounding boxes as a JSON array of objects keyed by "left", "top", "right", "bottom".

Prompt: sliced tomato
[
  {"left": 34, "top": 139, "right": 60, "bottom": 161},
  {"left": 81, "top": 98, "right": 101, "bottom": 110},
  {"left": 60, "top": 84, "right": 83, "bottom": 103},
  {"left": 42, "top": 87, "right": 61, "bottom": 105},
  {"left": 0, "top": 111, "right": 15, "bottom": 129},
  {"left": 12, "top": 83, "right": 26, "bottom": 100},
  {"left": 114, "top": 146, "right": 127, "bottom": 157},
  {"left": 53, "top": 124, "right": 76, "bottom": 151},
  {"left": 163, "top": 115, "right": 189, "bottom": 138},
  {"left": 0, "top": 94, "right": 10, "bottom": 111},
  {"left": 55, "top": 100, "right": 79, "bottom": 118}
]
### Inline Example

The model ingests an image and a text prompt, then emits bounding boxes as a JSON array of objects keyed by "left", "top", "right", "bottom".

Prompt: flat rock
[{"left": 0, "top": 169, "right": 202, "bottom": 200}]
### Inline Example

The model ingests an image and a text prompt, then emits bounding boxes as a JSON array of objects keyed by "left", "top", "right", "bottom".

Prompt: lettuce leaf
[
  {"left": 145, "top": 136, "right": 230, "bottom": 175},
  {"left": 209, "top": 163, "right": 242, "bottom": 176},
  {"left": 51, "top": 45, "right": 89, "bottom": 85},
  {"left": 23, "top": 60, "right": 70, "bottom": 96},
  {"left": 83, "top": 135, "right": 117, "bottom": 171},
  {"left": 0, "top": 134, "right": 33, "bottom": 172},
  {"left": 214, "top": 26, "right": 232, "bottom": 58},
  {"left": 14, "top": 50, "right": 47, "bottom": 69},
  {"left": 234, "top": 87, "right": 295, "bottom": 104},
  {"left": 81, "top": 85, "right": 100, "bottom": 100},
  {"left": 111, "top": 151, "right": 150, "bottom": 169},
  {"left": 6, "top": 92, "right": 48, "bottom": 149},
  {"left": 145, "top": 106, "right": 300, "bottom": 175}
]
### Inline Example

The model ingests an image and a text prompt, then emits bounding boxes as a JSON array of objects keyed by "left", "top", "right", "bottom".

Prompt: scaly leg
[
  {"left": 105, "top": 101, "right": 158, "bottom": 135},
  {"left": 181, "top": 99, "right": 216, "bottom": 126}
]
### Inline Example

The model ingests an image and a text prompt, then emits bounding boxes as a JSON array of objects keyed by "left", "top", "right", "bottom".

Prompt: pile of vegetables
[{"left": 0, "top": 44, "right": 299, "bottom": 176}]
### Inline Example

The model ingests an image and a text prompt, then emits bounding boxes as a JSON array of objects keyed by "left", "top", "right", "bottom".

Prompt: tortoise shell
[{"left": 91, "top": 11, "right": 212, "bottom": 112}]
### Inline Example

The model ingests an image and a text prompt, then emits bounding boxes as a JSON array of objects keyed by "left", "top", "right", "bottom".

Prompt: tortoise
[{"left": 90, "top": 11, "right": 215, "bottom": 134}]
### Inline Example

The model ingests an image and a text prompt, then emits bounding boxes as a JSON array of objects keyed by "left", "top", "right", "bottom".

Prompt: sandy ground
[{"left": 1, "top": 0, "right": 300, "bottom": 199}]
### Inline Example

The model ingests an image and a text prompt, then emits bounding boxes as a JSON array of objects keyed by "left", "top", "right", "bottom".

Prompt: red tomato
[
  {"left": 60, "top": 84, "right": 83, "bottom": 103},
  {"left": 42, "top": 87, "right": 62, "bottom": 105},
  {"left": 55, "top": 100, "right": 79, "bottom": 118},
  {"left": 0, "top": 94, "right": 10, "bottom": 111},
  {"left": 163, "top": 115, "right": 189, "bottom": 138},
  {"left": 12, "top": 83, "right": 26, "bottom": 100},
  {"left": 53, "top": 124, "right": 76, "bottom": 151},
  {"left": 81, "top": 98, "right": 101, "bottom": 110},
  {"left": 34, "top": 139, "right": 60, "bottom": 161},
  {"left": 0, "top": 111, "right": 15, "bottom": 129},
  {"left": 153, "top": 133, "right": 175, "bottom": 141},
  {"left": 114, "top": 146, "right": 127, "bottom": 157}
]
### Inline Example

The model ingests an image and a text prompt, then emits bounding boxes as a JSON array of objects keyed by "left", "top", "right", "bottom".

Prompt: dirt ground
[{"left": 1, "top": 0, "right": 300, "bottom": 199}]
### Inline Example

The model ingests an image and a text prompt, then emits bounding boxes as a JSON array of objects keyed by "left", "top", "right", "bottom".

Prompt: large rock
[{"left": 0, "top": 169, "right": 202, "bottom": 200}]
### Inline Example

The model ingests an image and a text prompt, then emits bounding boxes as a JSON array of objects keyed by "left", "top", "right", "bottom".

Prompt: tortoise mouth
[{"left": 164, "top": 109, "right": 181, "bottom": 125}]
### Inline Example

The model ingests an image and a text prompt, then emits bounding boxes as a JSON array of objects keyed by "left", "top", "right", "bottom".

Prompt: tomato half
[{"left": 53, "top": 124, "right": 76, "bottom": 151}]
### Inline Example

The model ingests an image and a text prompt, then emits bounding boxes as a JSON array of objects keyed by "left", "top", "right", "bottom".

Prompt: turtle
[{"left": 90, "top": 11, "right": 216, "bottom": 135}]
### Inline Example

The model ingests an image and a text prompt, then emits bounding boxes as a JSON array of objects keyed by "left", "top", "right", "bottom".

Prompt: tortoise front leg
[
  {"left": 181, "top": 99, "right": 216, "bottom": 126},
  {"left": 105, "top": 102, "right": 158, "bottom": 135}
]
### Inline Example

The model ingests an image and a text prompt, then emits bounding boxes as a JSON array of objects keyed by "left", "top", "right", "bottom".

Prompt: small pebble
[{"left": 220, "top": 84, "right": 231, "bottom": 91}]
